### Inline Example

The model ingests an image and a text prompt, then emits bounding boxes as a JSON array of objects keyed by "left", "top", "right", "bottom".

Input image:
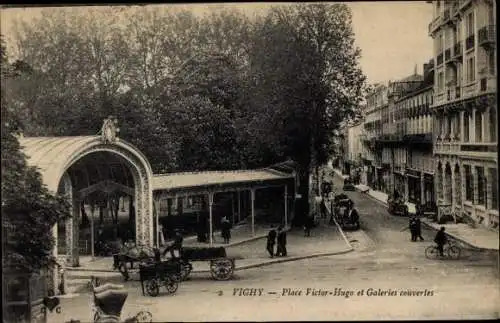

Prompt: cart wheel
[
  {"left": 134, "top": 311, "right": 152, "bottom": 323},
  {"left": 210, "top": 259, "right": 234, "bottom": 281},
  {"left": 425, "top": 246, "right": 439, "bottom": 260},
  {"left": 119, "top": 263, "right": 130, "bottom": 281},
  {"left": 164, "top": 277, "right": 179, "bottom": 295},
  {"left": 180, "top": 263, "right": 192, "bottom": 281},
  {"left": 145, "top": 278, "right": 160, "bottom": 297}
]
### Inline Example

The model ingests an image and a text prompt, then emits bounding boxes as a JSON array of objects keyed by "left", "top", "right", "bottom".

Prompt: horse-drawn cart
[
  {"left": 112, "top": 245, "right": 161, "bottom": 281},
  {"left": 180, "top": 247, "right": 235, "bottom": 281},
  {"left": 139, "top": 260, "right": 182, "bottom": 297}
]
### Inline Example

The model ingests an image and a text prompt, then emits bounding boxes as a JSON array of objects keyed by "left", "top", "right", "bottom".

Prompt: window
[
  {"left": 465, "top": 165, "right": 473, "bottom": 201},
  {"left": 475, "top": 109, "right": 482, "bottom": 142},
  {"left": 467, "top": 57, "right": 475, "bottom": 82},
  {"left": 491, "top": 168, "right": 498, "bottom": 210},
  {"left": 476, "top": 166, "right": 485, "bottom": 206},
  {"left": 466, "top": 12, "right": 474, "bottom": 37},
  {"left": 490, "top": 108, "right": 497, "bottom": 143}
]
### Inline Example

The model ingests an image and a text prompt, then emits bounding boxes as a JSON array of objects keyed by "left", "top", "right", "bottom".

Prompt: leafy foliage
[
  {"left": 1, "top": 35, "right": 71, "bottom": 273},
  {"left": 3, "top": 4, "right": 366, "bottom": 224}
]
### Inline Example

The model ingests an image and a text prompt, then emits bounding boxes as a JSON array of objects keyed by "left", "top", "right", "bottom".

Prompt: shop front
[
  {"left": 423, "top": 172, "right": 435, "bottom": 204},
  {"left": 406, "top": 169, "right": 421, "bottom": 204},
  {"left": 393, "top": 171, "right": 406, "bottom": 199}
]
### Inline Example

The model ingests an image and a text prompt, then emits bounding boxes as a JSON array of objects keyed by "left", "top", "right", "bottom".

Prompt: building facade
[
  {"left": 361, "top": 84, "right": 387, "bottom": 191},
  {"left": 428, "top": 0, "right": 497, "bottom": 229}
]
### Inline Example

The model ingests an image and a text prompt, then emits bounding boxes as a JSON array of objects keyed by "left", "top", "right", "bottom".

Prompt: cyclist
[{"left": 433, "top": 226, "right": 447, "bottom": 257}]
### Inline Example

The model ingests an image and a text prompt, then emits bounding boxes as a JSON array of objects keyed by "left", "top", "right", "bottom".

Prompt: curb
[
  {"left": 64, "top": 229, "right": 290, "bottom": 274},
  {"left": 362, "top": 188, "right": 499, "bottom": 253},
  {"left": 420, "top": 221, "right": 498, "bottom": 252}
]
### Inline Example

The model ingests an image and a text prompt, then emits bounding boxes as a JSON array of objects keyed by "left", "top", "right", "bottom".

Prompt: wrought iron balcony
[
  {"left": 453, "top": 42, "right": 463, "bottom": 59},
  {"left": 465, "top": 34, "right": 475, "bottom": 51},
  {"left": 461, "top": 143, "right": 497, "bottom": 153},
  {"left": 437, "top": 52, "right": 444, "bottom": 66},
  {"left": 428, "top": 16, "right": 441, "bottom": 35},
  {"left": 478, "top": 25, "right": 496, "bottom": 48}
]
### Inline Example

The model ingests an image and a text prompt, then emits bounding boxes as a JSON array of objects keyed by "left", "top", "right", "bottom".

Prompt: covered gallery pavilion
[{"left": 20, "top": 118, "right": 296, "bottom": 269}]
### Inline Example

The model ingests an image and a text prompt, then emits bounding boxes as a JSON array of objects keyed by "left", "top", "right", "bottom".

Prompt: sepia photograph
[{"left": 0, "top": 1, "right": 498, "bottom": 322}]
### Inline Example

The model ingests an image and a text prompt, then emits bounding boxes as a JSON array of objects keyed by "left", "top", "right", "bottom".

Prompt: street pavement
[{"left": 49, "top": 171, "right": 499, "bottom": 322}]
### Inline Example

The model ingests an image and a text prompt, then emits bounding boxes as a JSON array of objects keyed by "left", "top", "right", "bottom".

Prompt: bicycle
[{"left": 425, "top": 241, "right": 461, "bottom": 260}]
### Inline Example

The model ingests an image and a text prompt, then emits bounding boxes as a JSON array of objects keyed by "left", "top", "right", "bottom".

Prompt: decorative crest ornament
[{"left": 101, "top": 116, "right": 120, "bottom": 144}]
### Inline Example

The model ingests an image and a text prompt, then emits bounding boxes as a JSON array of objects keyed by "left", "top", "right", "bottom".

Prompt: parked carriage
[
  {"left": 333, "top": 195, "right": 360, "bottom": 230},
  {"left": 139, "top": 261, "right": 182, "bottom": 297},
  {"left": 179, "top": 247, "right": 235, "bottom": 281},
  {"left": 342, "top": 177, "right": 356, "bottom": 191}
]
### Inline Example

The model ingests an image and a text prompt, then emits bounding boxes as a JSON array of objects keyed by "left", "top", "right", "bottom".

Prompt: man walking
[
  {"left": 266, "top": 225, "right": 277, "bottom": 258},
  {"left": 415, "top": 216, "right": 424, "bottom": 241},
  {"left": 409, "top": 216, "right": 417, "bottom": 241},
  {"left": 276, "top": 226, "right": 287, "bottom": 257}
]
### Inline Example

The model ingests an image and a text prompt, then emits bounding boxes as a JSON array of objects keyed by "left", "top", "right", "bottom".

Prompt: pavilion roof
[{"left": 152, "top": 168, "right": 294, "bottom": 193}]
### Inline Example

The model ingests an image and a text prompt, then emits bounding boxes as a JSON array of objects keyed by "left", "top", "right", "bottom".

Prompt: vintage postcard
[{"left": 1, "top": 2, "right": 498, "bottom": 322}]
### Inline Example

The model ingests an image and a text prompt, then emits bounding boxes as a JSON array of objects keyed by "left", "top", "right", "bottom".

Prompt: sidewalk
[
  {"left": 357, "top": 185, "right": 499, "bottom": 251},
  {"left": 63, "top": 220, "right": 353, "bottom": 294}
]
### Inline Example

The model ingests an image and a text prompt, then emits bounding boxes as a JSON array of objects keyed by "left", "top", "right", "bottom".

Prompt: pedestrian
[
  {"left": 221, "top": 216, "right": 231, "bottom": 244},
  {"left": 266, "top": 225, "right": 277, "bottom": 258},
  {"left": 415, "top": 217, "right": 424, "bottom": 241},
  {"left": 320, "top": 197, "right": 327, "bottom": 219},
  {"left": 276, "top": 226, "right": 287, "bottom": 257},
  {"left": 304, "top": 215, "right": 314, "bottom": 237},
  {"left": 409, "top": 216, "right": 417, "bottom": 241},
  {"left": 163, "top": 228, "right": 183, "bottom": 259},
  {"left": 434, "top": 227, "right": 447, "bottom": 257}
]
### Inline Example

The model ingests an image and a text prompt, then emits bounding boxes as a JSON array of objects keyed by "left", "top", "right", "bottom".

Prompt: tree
[
  {"left": 246, "top": 4, "right": 367, "bottom": 224},
  {"left": 1, "top": 34, "right": 71, "bottom": 273}
]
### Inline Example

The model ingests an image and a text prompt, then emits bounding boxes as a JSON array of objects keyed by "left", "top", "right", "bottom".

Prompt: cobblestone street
[{"left": 49, "top": 173, "right": 499, "bottom": 322}]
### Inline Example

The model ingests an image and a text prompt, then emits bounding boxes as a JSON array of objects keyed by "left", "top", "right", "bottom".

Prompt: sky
[{"left": 0, "top": 2, "right": 433, "bottom": 85}]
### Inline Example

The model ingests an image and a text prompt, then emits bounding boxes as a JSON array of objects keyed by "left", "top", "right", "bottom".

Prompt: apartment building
[
  {"left": 361, "top": 83, "right": 387, "bottom": 191},
  {"left": 394, "top": 63, "right": 435, "bottom": 204},
  {"left": 428, "top": 0, "right": 497, "bottom": 229}
]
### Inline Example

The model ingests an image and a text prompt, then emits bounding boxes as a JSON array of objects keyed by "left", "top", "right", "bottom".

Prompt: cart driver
[{"left": 163, "top": 229, "right": 183, "bottom": 259}]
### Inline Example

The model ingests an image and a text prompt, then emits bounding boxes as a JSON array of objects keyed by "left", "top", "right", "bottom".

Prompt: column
[
  {"left": 443, "top": 166, "right": 449, "bottom": 204},
  {"left": 231, "top": 192, "right": 235, "bottom": 226},
  {"left": 237, "top": 191, "right": 241, "bottom": 222},
  {"left": 485, "top": 169, "right": 492, "bottom": 211},
  {"left": 460, "top": 111, "right": 465, "bottom": 141},
  {"left": 284, "top": 185, "right": 288, "bottom": 228},
  {"left": 451, "top": 169, "right": 456, "bottom": 221},
  {"left": 52, "top": 222, "right": 58, "bottom": 295},
  {"left": 472, "top": 166, "right": 479, "bottom": 204},
  {"left": 420, "top": 173, "right": 425, "bottom": 203},
  {"left": 483, "top": 107, "right": 490, "bottom": 143},
  {"left": 404, "top": 175, "right": 409, "bottom": 201},
  {"left": 208, "top": 192, "right": 214, "bottom": 246},
  {"left": 250, "top": 189, "right": 256, "bottom": 236},
  {"left": 67, "top": 196, "right": 80, "bottom": 267},
  {"left": 153, "top": 197, "right": 160, "bottom": 248},
  {"left": 90, "top": 204, "right": 95, "bottom": 260},
  {"left": 460, "top": 165, "right": 467, "bottom": 204},
  {"left": 471, "top": 108, "right": 476, "bottom": 142}
]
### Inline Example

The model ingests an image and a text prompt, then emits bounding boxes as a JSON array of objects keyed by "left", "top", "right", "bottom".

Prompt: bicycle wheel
[
  {"left": 447, "top": 245, "right": 461, "bottom": 259},
  {"left": 425, "top": 246, "right": 439, "bottom": 259},
  {"left": 145, "top": 278, "right": 160, "bottom": 297}
]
